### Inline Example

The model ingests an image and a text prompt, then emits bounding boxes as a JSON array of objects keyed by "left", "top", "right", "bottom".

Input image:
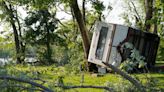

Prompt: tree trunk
[
  {"left": 82, "top": 0, "right": 86, "bottom": 24},
  {"left": 2, "top": 1, "right": 21, "bottom": 63},
  {"left": 70, "top": 0, "right": 90, "bottom": 58},
  {"left": 46, "top": 23, "right": 52, "bottom": 63},
  {"left": 16, "top": 8, "right": 26, "bottom": 62},
  {"left": 10, "top": 18, "right": 22, "bottom": 63},
  {"left": 153, "top": 23, "right": 158, "bottom": 34},
  {"left": 145, "top": 0, "right": 153, "bottom": 32}
]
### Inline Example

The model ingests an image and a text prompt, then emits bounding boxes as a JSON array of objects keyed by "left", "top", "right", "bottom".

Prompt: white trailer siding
[
  {"left": 88, "top": 22, "right": 114, "bottom": 66},
  {"left": 88, "top": 22, "right": 128, "bottom": 67},
  {"left": 108, "top": 25, "right": 128, "bottom": 67},
  {"left": 88, "top": 21, "right": 160, "bottom": 68},
  {"left": 107, "top": 47, "right": 122, "bottom": 66}
]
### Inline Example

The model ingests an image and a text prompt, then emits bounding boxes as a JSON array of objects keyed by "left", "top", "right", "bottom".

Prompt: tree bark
[
  {"left": 70, "top": 0, "right": 90, "bottom": 58},
  {"left": 59, "top": 85, "right": 113, "bottom": 91},
  {"left": 82, "top": 0, "right": 86, "bottom": 24},
  {"left": 103, "top": 62, "right": 145, "bottom": 92},
  {"left": 46, "top": 22, "right": 52, "bottom": 63},
  {"left": 15, "top": 7, "right": 26, "bottom": 62},
  {"left": 0, "top": 76, "right": 53, "bottom": 92},
  {"left": 145, "top": 0, "right": 153, "bottom": 32},
  {"left": 153, "top": 23, "right": 158, "bottom": 34},
  {"left": 2, "top": 1, "right": 22, "bottom": 63}
]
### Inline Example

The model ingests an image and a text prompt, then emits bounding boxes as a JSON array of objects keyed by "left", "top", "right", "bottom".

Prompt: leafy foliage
[
  {"left": 91, "top": 0, "right": 105, "bottom": 15},
  {"left": 24, "top": 9, "right": 65, "bottom": 64},
  {"left": 57, "top": 20, "right": 85, "bottom": 73},
  {"left": 122, "top": 0, "right": 163, "bottom": 33},
  {"left": 157, "top": 38, "right": 164, "bottom": 61},
  {"left": 25, "top": 9, "right": 58, "bottom": 44},
  {"left": 120, "top": 42, "right": 146, "bottom": 72}
]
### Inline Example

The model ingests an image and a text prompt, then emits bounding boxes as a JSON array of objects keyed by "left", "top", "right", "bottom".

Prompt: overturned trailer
[{"left": 88, "top": 21, "right": 160, "bottom": 69}]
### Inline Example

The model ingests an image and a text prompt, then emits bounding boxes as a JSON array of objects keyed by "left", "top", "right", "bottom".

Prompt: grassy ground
[
  {"left": 3, "top": 64, "right": 164, "bottom": 92},
  {"left": 156, "top": 61, "right": 164, "bottom": 66}
]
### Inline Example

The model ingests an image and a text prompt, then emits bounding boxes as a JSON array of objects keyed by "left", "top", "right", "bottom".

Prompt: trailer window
[{"left": 95, "top": 27, "right": 108, "bottom": 60}]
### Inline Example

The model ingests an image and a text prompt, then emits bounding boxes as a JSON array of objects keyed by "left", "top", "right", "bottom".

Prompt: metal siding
[
  {"left": 112, "top": 25, "right": 129, "bottom": 46},
  {"left": 108, "top": 47, "right": 122, "bottom": 67},
  {"left": 108, "top": 25, "right": 128, "bottom": 66}
]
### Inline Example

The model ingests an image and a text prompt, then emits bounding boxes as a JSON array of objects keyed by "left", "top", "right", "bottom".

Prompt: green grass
[
  {"left": 3, "top": 64, "right": 164, "bottom": 92},
  {"left": 156, "top": 61, "right": 164, "bottom": 66}
]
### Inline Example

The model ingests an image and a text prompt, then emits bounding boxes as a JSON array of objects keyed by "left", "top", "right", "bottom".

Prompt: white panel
[
  {"left": 88, "top": 22, "right": 129, "bottom": 67},
  {"left": 112, "top": 25, "right": 128, "bottom": 46},
  {"left": 108, "top": 25, "right": 128, "bottom": 67},
  {"left": 88, "top": 21, "right": 114, "bottom": 66},
  {"left": 88, "top": 22, "right": 101, "bottom": 64},
  {"left": 108, "top": 47, "right": 121, "bottom": 67}
]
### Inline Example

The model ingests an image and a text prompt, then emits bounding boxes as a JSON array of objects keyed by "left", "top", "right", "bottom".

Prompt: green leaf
[{"left": 138, "top": 60, "right": 146, "bottom": 68}]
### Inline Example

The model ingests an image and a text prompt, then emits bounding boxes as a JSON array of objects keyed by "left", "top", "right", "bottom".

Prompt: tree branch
[
  {"left": 103, "top": 62, "right": 145, "bottom": 92},
  {"left": 0, "top": 76, "right": 115, "bottom": 92},
  {"left": 57, "top": 5, "right": 72, "bottom": 15},
  {"left": 0, "top": 76, "right": 53, "bottom": 92},
  {"left": 130, "top": 1, "right": 142, "bottom": 24},
  {"left": 56, "top": 85, "right": 113, "bottom": 91},
  {"left": 56, "top": 19, "right": 69, "bottom": 28},
  {"left": 82, "top": 0, "right": 86, "bottom": 24},
  {"left": 0, "top": 84, "right": 43, "bottom": 91}
]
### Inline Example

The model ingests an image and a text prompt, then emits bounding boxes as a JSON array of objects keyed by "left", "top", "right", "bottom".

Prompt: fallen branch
[
  {"left": 0, "top": 76, "right": 53, "bottom": 92},
  {"left": 0, "top": 84, "right": 43, "bottom": 91},
  {"left": 0, "top": 76, "right": 114, "bottom": 92},
  {"left": 32, "top": 78, "right": 47, "bottom": 85},
  {"left": 56, "top": 85, "right": 113, "bottom": 91},
  {"left": 103, "top": 62, "right": 145, "bottom": 92}
]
